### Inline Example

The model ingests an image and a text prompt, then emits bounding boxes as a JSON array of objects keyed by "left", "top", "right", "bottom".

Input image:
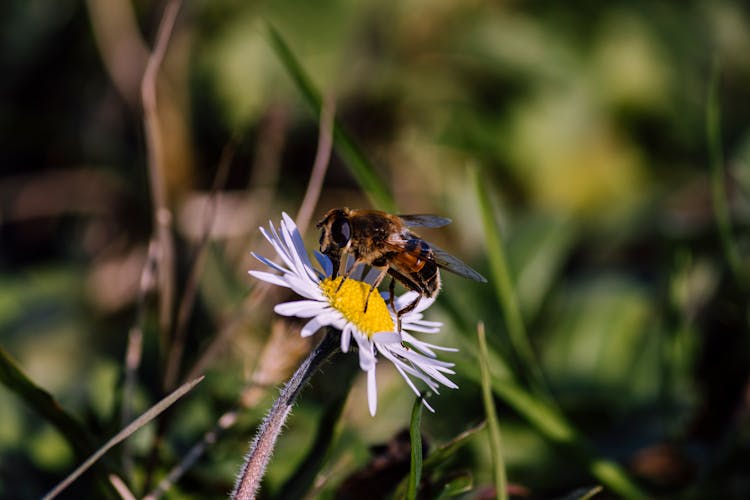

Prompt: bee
[{"left": 316, "top": 208, "right": 487, "bottom": 330}]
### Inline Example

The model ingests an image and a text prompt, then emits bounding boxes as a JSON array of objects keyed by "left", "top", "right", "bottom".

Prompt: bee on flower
[{"left": 249, "top": 213, "right": 458, "bottom": 415}]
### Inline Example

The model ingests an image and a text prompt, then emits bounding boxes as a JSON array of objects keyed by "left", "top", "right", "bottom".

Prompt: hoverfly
[{"left": 316, "top": 208, "right": 486, "bottom": 330}]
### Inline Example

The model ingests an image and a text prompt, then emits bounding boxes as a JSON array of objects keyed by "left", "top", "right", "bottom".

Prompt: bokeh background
[{"left": 2, "top": 0, "right": 750, "bottom": 498}]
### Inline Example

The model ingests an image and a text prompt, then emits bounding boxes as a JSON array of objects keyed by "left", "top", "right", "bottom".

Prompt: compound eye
[{"left": 331, "top": 217, "right": 351, "bottom": 247}]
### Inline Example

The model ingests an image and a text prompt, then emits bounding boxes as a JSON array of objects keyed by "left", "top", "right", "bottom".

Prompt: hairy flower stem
[{"left": 231, "top": 330, "right": 341, "bottom": 499}]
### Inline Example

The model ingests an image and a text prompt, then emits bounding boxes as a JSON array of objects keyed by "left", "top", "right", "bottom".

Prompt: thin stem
[
  {"left": 296, "top": 93, "right": 335, "bottom": 235},
  {"left": 141, "top": 0, "right": 182, "bottom": 344},
  {"left": 231, "top": 331, "right": 341, "bottom": 499},
  {"left": 121, "top": 240, "right": 159, "bottom": 476},
  {"left": 477, "top": 322, "right": 508, "bottom": 500},
  {"left": 139, "top": 2, "right": 183, "bottom": 492}
]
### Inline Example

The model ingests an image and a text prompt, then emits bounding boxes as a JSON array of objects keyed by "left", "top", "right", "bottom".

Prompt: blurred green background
[{"left": 2, "top": 0, "right": 750, "bottom": 498}]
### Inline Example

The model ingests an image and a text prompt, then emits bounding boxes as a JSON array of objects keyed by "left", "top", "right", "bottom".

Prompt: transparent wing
[
  {"left": 397, "top": 214, "right": 452, "bottom": 228},
  {"left": 431, "top": 246, "right": 487, "bottom": 283}
]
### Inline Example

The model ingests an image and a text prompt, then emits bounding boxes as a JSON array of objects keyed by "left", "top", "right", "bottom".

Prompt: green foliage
[
  {"left": 0, "top": 348, "right": 96, "bottom": 462},
  {"left": 406, "top": 395, "right": 424, "bottom": 500}
]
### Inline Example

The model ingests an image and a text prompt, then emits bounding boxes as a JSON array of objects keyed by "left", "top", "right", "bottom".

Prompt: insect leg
[
  {"left": 396, "top": 294, "right": 422, "bottom": 333},
  {"left": 363, "top": 267, "right": 388, "bottom": 313},
  {"left": 388, "top": 277, "right": 396, "bottom": 312},
  {"left": 335, "top": 258, "right": 356, "bottom": 292}
]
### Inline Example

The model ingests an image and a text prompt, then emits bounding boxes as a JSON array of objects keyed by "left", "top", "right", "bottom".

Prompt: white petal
[
  {"left": 401, "top": 320, "right": 442, "bottom": 333},
  {"left": 417, "top": 363, "right": 458, "bottom": 388},
  {"left": 300, "top": 316, "right": 324, "bottom": 337},
  {"left": 284, "top": 275, "right": 324, "bottom": 300},
  {"left": 398, "top": 347, "right": 455, "bottom": 369},
  {"left": 391, "top": 358, "right": 422, "bottom": 396},
  {"left": 421, "top": 399, "right": 436, "bottom": 412},
  {"left": 427, "top": 371, "right": 458, "bottom": 389},
  {"left": 412, "top": 340, "right": 459, "bottom": 354},
  {"left": 249, "top": 271, "right": 290, "bottom": 288},
  {"left": 251, "top": 253, "right": 288, "bottom": 275},
  {"left": 401, "top": 365, "right": 441, "bottom": 392},
  {"left": 354, "top": 334, "right": 376, "bottom": 371},
  {"left": 394, "top": 291, "right": 420, "bottom": 310},
  {"left": 367, "top": 368, "right": 378, "bottom": 416},
  {"left": 261, "top": 226, "right": 297, "bottom": 272},
  {"left": 410, "top": 319, "right": 442, "bottom": 329},
  {"left": 406, "top": 342, "right": 437, "bottom": 358},
  {"left": 371, "top": 332, "right": 402, "bottom": 344},
  {"left": 400, "top": 332, "right": 458, "bottom": 356},
  {"left": 282, "top": 213, "right": 309, "bottom": 264},
  {"left": 379, "top": 347, "right": 445, "bottom": 392},
  {"left": 280, "top": 214, "right": 319, "bottom": 283},
  {"left": 300, "top": 311, "right": 342, "bottom": 337},
  {"left": 385, "top": 361, "right": 436, "bottom": 412},
  {"left": 358, "top": 349, "right": 375, "bottom": 372},
  {"left": 411, "top": 295, "right": 436, "bottom": 313},
  {"left": 341, "top": 324, "right": 352, "bottom": 353},
  {"left": 274, "top": 300, "right": 327, "bottom": 317}
]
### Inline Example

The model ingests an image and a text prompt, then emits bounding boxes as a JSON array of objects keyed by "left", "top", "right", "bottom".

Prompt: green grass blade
[
  {"left": 394, "top": 421, "right": 486, "bottom": 498},
  {"left": 406, "top": 394, "right": 424, "bottom": 500},
  {"left": 266, "top": 23, "right": 396, "bottom": 212},
  {"left": 43, "top": 375, "right": 204, "bottom": 499},
  {"left": 0, "top": 346, "right": 96, "bottom": 461},
  {"left": 471, "top": 167, "right": 549, "bottom": 397},
  {"left": 436, "top": 471, "right": 473, "bottom": 498},
  {"left": 558, "top": 486, "right": 604, "bottom": 500},
  {"left": 422, "top": 422, "right": 485, "bottom": 468},
  {"left": 706, "top": 59, "right": 744, "bottom": 288},
  {"left": 477, "top": 322, "right": 508, "bottom": 500}
]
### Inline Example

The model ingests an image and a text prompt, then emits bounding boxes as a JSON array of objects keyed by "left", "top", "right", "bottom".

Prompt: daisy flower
[{"left": 249, "top": 212, "right": 458, "bottom": 415}]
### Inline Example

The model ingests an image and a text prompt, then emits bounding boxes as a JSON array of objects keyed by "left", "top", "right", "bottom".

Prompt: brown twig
[
  {"left": 120, "top": 240, "right": 159, "bottom": 476},
  {"left": 139, "top": 0, "right": 183, "bottom": 492},
  {"left": 141, "top": 0, "right": 182, "bottom": 345},
  {"left": 109, "top": 474, "right": 137, "bottom": 500},
  {"left": 296, "top": 94, "right": 336, "bottom": 234}
]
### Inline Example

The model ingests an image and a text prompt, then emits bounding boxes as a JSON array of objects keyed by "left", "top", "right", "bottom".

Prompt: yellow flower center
[{"left": 320, "top": 277, "right": 395, "bottom": 337}]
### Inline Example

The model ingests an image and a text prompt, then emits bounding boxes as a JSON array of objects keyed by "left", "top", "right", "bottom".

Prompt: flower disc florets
[{"left": 320, "top": 277, "right": 394, "bottom": 337}]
